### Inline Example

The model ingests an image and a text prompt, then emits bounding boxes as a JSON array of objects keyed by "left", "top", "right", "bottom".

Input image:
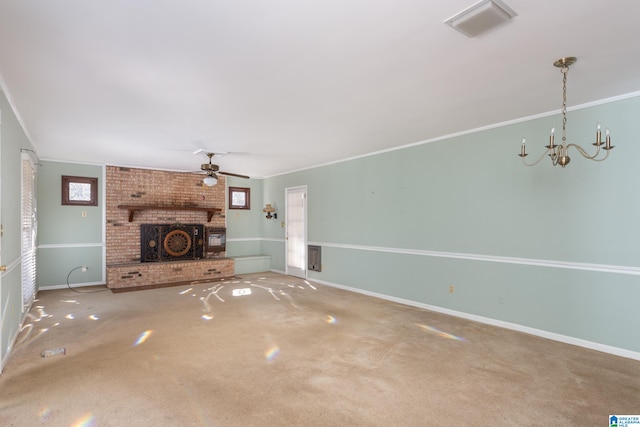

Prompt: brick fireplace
[{"left": 105, "top": 166, "right": 234, "bottom": 290}]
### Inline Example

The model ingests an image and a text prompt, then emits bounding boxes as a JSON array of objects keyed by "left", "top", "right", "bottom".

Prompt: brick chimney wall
[{"left": 105, "top": 166, "right": 232, "bottom": 288}]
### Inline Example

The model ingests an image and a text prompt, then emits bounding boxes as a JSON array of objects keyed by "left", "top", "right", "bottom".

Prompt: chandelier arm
[
  {"left": 587, "top": 148, "right": 610, "bottom": 162},
  {"left": 566, "top": 143, "right": 603, "bottom": 161},
  {"left": 521, "top": 148, "right": 552, "bottom": 167}
]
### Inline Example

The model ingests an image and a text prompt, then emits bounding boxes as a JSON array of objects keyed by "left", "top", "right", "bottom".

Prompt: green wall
[
  {"left": 262, "top": 95, "right": 640, "bottom": 356},
  {"left": 225, "top": 176, "right": 266, "bottom": 257},
  {"left": 36, "top": 161, "right": 104, "bottom": 288},
  {"left": 1, "top": 87, "right": 37, "bottom": 369}
]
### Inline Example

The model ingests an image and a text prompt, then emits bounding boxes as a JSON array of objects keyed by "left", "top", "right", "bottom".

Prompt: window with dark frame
[
  {"left": 229, "top": 187, "right": 250, "bottom": 210},
  {"left": 62, "top": 175, "right": 98, "bottom": 206}
]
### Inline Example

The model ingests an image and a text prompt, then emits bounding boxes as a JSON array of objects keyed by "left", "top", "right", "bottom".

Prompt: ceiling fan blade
[
  {"left": 193, "top": 149, "right": 228, "bottom": 156},
  {"left": 219, "top": 171, "right": 250, "bottom": 179}
]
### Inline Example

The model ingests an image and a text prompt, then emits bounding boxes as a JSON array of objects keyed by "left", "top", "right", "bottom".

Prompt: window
[
  {"left": 62, "top": 176, "right": 98, "bottom": 206},
  {"left": 229, "top": 187, "right": 250, "bottom": 210},
  {"left": 22, "top": 154, "right": 37, "bottom": 309}
]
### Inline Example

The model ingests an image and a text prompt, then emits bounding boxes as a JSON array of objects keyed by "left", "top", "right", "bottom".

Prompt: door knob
[{"left": 0, "top": 265, "right": 7, "bottom": 272}]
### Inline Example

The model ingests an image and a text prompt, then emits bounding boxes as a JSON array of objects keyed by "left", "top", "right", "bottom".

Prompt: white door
[{"left": 285, "top": 186, "right": 306, "bottom": 278}]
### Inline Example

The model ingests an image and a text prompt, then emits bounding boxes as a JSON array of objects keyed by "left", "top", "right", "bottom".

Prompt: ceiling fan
[{"left": 198, "top": 152, "right": 250, "bottom": 186}]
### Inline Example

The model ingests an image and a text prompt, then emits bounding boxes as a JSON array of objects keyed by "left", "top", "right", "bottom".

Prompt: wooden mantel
[{"left": 118, "top": 204, "right": 222, "bottom": 222}]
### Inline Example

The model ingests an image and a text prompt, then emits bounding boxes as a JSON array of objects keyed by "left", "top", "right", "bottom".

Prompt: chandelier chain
[{"left": 561, "top": 67, "right": 568, "bottom": 144}]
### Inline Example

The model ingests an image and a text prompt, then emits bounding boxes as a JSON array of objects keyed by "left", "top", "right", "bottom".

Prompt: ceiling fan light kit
[
  {"left": 203, "top": 174, "right": 218, "bottom": 186},
  {"left": 197, "top": 152, "right": 250, "bottom": 186},
  {"left": 518, "top": 57, "right": 614, "bottom": 168}
]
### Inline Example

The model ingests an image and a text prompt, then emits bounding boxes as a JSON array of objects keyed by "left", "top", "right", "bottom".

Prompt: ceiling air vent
[{"left": 445, "top": 0, "right": 516, "bottom": 38}]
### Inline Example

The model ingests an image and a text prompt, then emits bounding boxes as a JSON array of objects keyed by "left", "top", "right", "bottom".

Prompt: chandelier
[{"left": 518, "top": 57, "right": 614, "bottom": 167}]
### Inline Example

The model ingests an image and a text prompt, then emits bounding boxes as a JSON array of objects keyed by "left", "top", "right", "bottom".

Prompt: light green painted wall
[
  {"left": 37, "top": 161, "right": 103, "bottom": 244},
  {"left": 37, "top": 247, "right": 103, "bottom": 287},
  {"left": 36, "top": 160, "right": 104, "bottom": 288},
  {"left": 261, "top": 239, "right": 285, "bottom": 272},
  {"left": 1, "top": 87, "right": 37, "bottom": 367},
  {"left": 225, "top": 176, "right": 266, "bottom": 258},
  {"left": 262, "top": 95, "right": 640, "bottom": 354}
]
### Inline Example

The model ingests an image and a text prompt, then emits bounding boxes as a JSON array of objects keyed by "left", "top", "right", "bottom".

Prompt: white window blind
[{"left": 21, "top": 154, "right": 37, "bottom": 310}]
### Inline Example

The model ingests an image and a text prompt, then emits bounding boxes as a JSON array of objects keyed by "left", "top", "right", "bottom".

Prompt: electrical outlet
[
  {"left": 81, "top": 266, "right": 88, "bottom": 272},
  {"left": 449, "top": 284, "right": 455, "bottom": 294},
  {"left": 81, "top": 211, "right": 87, "bottom": 217}
]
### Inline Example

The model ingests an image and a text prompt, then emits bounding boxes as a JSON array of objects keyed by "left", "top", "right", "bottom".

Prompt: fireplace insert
[{"left": 140, "top": 223, "right": 205, "bottom": 262}]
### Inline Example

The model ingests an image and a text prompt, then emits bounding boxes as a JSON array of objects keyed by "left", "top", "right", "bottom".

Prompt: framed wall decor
[
  {"left": 229, "top": 187, "right": 250, "bottom": 210},
  {"left": 62, "top": 175, "right": 98, "bottom": 206}
]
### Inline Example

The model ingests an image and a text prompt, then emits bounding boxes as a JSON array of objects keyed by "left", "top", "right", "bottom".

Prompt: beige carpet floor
[{"left": 1, "top": 272, "right": 638, "bottom": 426}]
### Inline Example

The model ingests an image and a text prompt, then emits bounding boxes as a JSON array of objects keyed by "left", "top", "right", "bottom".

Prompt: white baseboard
[
  {"left": 312, "top": 278, "right": 640, "bottom": 362},
  {"left": 39, "top": 281, "right": 106, "bottom": 291}
]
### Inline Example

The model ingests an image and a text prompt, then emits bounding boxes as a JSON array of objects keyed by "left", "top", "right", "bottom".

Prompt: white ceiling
[{"left": 1, "top": 1, "right": 640, "bottom": 178}]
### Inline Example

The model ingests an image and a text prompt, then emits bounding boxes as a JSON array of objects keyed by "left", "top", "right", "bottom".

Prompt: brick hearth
[{"left": 107, "top": 258, "right": 234, "bottom": 291}]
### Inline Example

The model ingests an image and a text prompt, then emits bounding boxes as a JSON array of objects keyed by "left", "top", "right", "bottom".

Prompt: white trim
[
  {"left": 265, "top": 91, "right": 640, "bottom": 178},
  {"left": 0, "top": 75, "right": 36, "bottom": 148},
  {"left": 227, "top": 237, "right": 286, "bottom": 244},
  {"left": 226, "top": 237, "right": 261, "bottom": 243},
  {"left": 313, "top": 278, "right": 640, "bottom": 361},
  {"left": 39, "top": 157, "right": 106, "bottom": 167},
  {"left": 39, "top": 281, "right": 105, "bottom": 290},
  {"left": 308, "top": 241, "right": 640, "bottom": 276},
  {"left": 261, "top": 237, "right": 285, "bottom": 243},
  {"left": 231, "top": 255, "right": 271, "bottom": 260},
  {"left": 38, "top": 243, "right": 103, "bottom": 249}
]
